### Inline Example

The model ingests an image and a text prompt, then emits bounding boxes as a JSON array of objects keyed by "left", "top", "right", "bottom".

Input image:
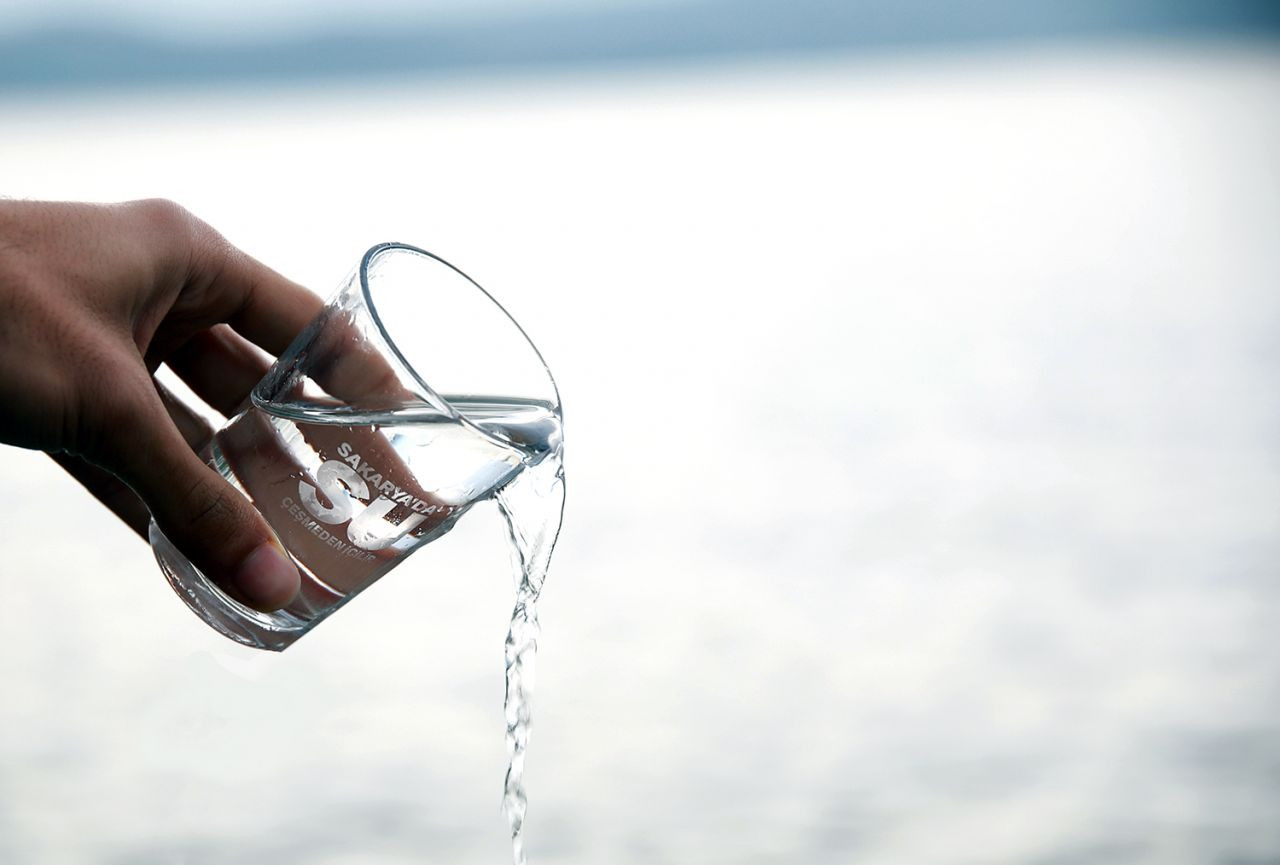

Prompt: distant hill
[{"left": 2, "top": 0, "right": 1278, "bottom": 92}]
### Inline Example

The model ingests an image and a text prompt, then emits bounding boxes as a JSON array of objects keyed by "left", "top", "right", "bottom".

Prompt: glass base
[{"left": 150, "top": 520, "right": 311, "bottom": 652}]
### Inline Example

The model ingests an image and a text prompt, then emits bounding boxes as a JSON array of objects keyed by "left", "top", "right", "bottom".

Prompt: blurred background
[{"left": 2, "top": 2, "right": 1279, "bottom": 863}]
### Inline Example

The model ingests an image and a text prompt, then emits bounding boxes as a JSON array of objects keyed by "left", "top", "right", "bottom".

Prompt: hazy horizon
[{"left": 2, "top": 0, "right": 1278, "bottom": 93}]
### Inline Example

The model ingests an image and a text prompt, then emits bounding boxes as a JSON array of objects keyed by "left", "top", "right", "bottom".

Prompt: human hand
[{"left": 0, "top": 199, "right": 323, "bottom": 611}]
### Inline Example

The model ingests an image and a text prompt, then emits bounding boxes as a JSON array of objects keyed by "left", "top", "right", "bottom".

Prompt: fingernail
[{"left": 234, "top": 543, "right": 300, "bottom": 611}]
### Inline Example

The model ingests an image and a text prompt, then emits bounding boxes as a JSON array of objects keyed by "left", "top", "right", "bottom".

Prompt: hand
[{"left": 0, "top": 199, "right": 323, "bottom": 611}]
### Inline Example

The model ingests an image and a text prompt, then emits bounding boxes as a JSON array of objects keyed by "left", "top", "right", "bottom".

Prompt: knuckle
[
  {"left": 179, "top": 473, "right": 243, "bottom": 544},
  {"left": 128, "top": 198, "right": 220, "bottom": 273},
  {"left": 371, "top": 363, "right": 405, "bottom": 398},
  {"left": 185, "top": 218, "right": 240, "bottom": 294},
  {"left": 128, "top": 197, "right": 191, "bottom": 232}
]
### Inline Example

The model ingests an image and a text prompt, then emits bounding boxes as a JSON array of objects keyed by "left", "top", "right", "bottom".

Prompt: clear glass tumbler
[{"left": 151, "top": 243, "right": 561, "bottom": 651}]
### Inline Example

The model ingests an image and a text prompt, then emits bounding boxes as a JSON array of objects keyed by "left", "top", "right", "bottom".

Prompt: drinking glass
[{"left": 151, "top": 243, "right": 561, "bottom": 651}]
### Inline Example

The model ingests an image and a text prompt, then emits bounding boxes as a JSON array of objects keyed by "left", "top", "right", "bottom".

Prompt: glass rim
[{"left": 357, "top": 241, "right": 562, "bottom": 428}]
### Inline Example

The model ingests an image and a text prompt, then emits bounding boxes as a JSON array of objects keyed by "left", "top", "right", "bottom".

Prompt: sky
[
  {"left": 0, "top": 0, "right": 669, "bottom": 35},
  {"left": 2, "top": 0, "right": 1278, "bottom": 94}
]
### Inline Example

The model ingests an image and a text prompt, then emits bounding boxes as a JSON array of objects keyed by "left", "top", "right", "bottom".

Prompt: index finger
[
  {"left": 180, "top": 223, "right": 414, "bottom": 411},
  {"left": 204, "top": 241, "right": 326, "bottom": 356}
]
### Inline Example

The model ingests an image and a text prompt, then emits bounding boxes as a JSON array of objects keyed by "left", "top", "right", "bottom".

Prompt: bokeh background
[{"left": 2, "top": 2, "right": 1279, "bottom": 863}]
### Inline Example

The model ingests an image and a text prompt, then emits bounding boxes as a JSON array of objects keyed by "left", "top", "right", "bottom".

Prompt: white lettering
[
  {"left": 298, "top": 460, "right": 369, "bottom": 525},
  {"left": 347, "top": 495, "right": 427, "bottom": 550}
]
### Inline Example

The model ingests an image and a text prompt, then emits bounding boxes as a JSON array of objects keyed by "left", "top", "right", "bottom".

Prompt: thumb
[{"left": 104, "top": 399, "right": 300, "bottom": 612}]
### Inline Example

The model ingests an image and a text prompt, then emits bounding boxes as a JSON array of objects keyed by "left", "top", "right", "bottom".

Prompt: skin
[{"left": 0, "top": 198, "right": 325, "bottom": 611}]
